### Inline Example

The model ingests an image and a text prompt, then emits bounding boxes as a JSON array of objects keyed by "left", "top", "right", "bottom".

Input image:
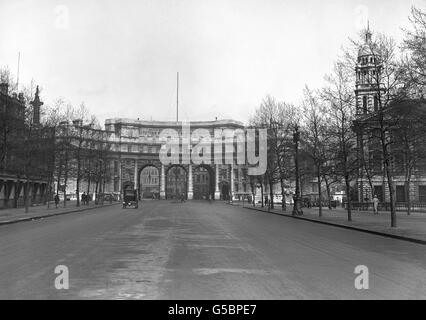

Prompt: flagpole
[{"left": 176, "top": 72, "right": 179, "bottom": 122}]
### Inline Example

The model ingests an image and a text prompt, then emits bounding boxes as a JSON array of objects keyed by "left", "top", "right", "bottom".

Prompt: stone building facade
[
  {"left": 0, "top": 83, "right": 49, "bottom": 209},
  {"left": 354, "top": 29, "right": 426, "bottom": 205},
  {"left": 103, "top": 118, "right": 252, "bottom": 201}
]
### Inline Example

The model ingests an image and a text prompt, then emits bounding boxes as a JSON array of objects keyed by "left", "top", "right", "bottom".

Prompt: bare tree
[
  {"left": 301, "top": 86, "right": 330, "bottom": 216},
  {"left": 250, "top": 96, "right": 295, "bottom": 210},
  {"left": 322, "top": 61, "right": 358, "bottom": 221},
  {"left": 292, "top": 123, "right": 303, "bottom": 216},
  {"left": 70, "top": 103, "right": 96, "bottom": 207},
  {"left": 352, "top": 32, "right": 407, "bottom": 227},
  {"left": 402, "top": 6, "right": 426, "bottom": 91},
  {"left": 40, "top": 100, "right": 64, "bottom": 208},
  {"left": 55, "top": 103, "right": 75, "bottom": 207}
]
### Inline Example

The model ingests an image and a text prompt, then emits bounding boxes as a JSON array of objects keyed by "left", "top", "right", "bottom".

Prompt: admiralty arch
[{"left": 104, "top": 118, "right": 251, "bottom": 200}]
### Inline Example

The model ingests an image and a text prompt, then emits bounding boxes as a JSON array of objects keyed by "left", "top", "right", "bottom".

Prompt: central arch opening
[
  {"left": 193, "top": 165, "right": 214, "bottom": 200},
  {"left": 220, "top": 181, "right": 230, "bottom": 201},
  {"left": 166, "top": 165, "right": 187, "bottom": 200}
]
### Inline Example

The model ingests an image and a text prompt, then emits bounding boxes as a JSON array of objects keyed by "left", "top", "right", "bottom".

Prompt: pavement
[
  {"left": 0, "top": 200, "right": 425, "bottom": 299},
  {"left": 0, "top": 200, "right": 118, "bottom": 225},
  {"left": 232, "top": 202, "right": 426, "bottom": 244}
]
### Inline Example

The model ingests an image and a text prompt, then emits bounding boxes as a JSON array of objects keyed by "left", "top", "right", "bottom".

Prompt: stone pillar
[
  {"left": 134, "top": 159, "right": 138, "bottom": 199},
  {"left": 134, "top": 159, "right": 138, "bottom": 189},
  {"left": 230, "top": 164, "right": 234, "bottom": 202},
  {"left": 119, "top": 160, "right": 122, "bottom": 194},
  {"left": 215, "top": 164, "right": 220, "bottom": 200},
  {"left": 187, "top": 164, "right": 193, "bottom": 200},
  {"left": 160, "top": 164, "right": 166, "bottom": 199}
]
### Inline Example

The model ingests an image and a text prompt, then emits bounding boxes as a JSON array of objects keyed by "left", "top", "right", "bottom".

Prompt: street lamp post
[{"left": 292, "top": 124, "right": 303, "bottom": 216}]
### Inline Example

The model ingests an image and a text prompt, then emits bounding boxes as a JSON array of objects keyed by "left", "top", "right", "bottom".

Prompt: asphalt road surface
[{"left": 0, "top": 201, "right": 425, "bottom": 299}]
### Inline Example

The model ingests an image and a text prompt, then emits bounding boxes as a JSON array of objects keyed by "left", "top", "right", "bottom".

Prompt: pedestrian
[
  {"left": 373, "top": 195, "right": 379, "bottom": 215},
  {"left": 81, "top": 192, "right": 86, "bottom": 205},
  {"left": 54, "top": 194, "right": 60, "bottom": 208}
]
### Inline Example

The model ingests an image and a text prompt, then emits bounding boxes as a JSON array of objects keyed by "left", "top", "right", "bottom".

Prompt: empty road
[{"left": 0, "top": 201, "right": 425, "bottom": 299}]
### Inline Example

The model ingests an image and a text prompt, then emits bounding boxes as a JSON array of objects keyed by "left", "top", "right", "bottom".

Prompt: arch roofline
[{"left": 105, "top": 118, "right": 245, "bottom": 128}]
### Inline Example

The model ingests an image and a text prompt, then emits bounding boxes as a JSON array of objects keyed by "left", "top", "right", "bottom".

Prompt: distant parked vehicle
[{"left": 122, "top": 187, "right": 139, "bottom": 209}]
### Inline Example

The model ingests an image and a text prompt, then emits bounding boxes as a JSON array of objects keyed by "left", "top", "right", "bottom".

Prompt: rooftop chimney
[{"left": 0, "top": 83, "right": 8, "bottom": 95}]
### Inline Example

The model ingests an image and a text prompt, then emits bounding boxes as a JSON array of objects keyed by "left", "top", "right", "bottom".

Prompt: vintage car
[{"left": 122, "top": 187, "right": 139, "bottom": 209}]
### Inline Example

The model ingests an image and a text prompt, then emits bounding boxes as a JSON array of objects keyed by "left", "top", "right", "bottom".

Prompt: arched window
[{"left": 363, "top": 96, "right": 368, "bottom": 113}]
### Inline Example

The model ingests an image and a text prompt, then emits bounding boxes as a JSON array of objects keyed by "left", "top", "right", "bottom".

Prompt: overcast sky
[{"left": 1, "top": 0, "right": 424, "bottom": 125}]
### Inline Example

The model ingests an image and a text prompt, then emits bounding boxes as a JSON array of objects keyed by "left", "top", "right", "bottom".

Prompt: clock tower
[{"left": 355, "top": 25, "right": 385, "bottom": 115}]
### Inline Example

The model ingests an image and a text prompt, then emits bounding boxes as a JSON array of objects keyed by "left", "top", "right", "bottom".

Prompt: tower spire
[
  {"left": 365, "top": 20, "right": 372, "bottom": 42},
  {"left": 31, "top": 85, "right": 43, "bottom": 125}
]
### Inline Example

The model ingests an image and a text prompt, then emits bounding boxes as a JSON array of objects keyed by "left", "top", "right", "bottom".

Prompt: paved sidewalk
[
  {"left": 0, "top": 200, "right": 119, "bottom": 225},
  {"left": 232, "top": 202, "right": 426, "bottom": 244}
]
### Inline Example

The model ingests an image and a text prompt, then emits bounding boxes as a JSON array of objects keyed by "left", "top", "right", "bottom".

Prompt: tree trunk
[
  {"left": 76, "top": 176, "right": 80, "bottom": 207},
  {"left": 324, "top": 176, "right": 332, "bottom": 210},
  {"left": 251, "top": 181, "right": 256, "bottom": 207},
  {"left": 384, "top": 162, "right": 397, "bottom": 227},
  {"left": 379, "top": 110, "right": 396, "bottom": 227},
  {"left": 56, "top": 158, "right": 62, "bottom": 195},
  {"left": 63, "top": 174, "right": 68, "bottom": 208},
  {"left": 46, "top": 171, "right": 54, "bottom": 209},
  {"left": 345, "top": 174, "right": 352, "bottom": 221},
  {"left": 367, "top": 176, "right": 374, "bottom": 202},
  {"left": 24, "top": 180, "right": 30, "bottom": 213},
  {"left": 280, "top": 177, "right": 286, "bottom": 211},
  {"left": 76, "top": 158, "right": 81, "bottom": 207},
  {"left": 317, "top": 166, "right": 322, "bottom": 217},
  {"left": 406, "top": 178, "right": 411, "bottom": 216},
  {"left": 269, "top": 180, "right": 274, "bottom": 210},
  {"left": 95, "top": 179, "right": 99, "bottom": 204},
  {"left": 405, "top": 166, "right": 412, "bottom": 216}
]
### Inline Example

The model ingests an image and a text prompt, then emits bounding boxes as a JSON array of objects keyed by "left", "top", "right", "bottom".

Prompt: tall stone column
[
  {"left": 134, "top": 160, "right": 138, "bottom": 187},
  {"left": 215, "top": 164, "right": 221, "bottom": 200},
  {"left": 119, "top": 160, "right": 123, "bottom": 194},
  {"left": 230, "top": 164, "right": 234, "bottom": 202},
  {"left": 134, "top": 159, "right": 138, "bottom": 197},
  {"left": 187, "top": 164, "right": 193, "bottom": 200},
  {"left": 160, "top": 164, "right": 166, "bottom": 199}
]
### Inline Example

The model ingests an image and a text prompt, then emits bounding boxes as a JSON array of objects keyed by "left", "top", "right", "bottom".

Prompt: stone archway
[
  {"left": 139, "top": 165, "right": 160, "bottom": 199},
  {"left": 220, "top": 181, "right": 230, "bottom": 201},
  {"left": 166, "top": 165, "right": 187, "bottom": 200},
  {"left": 193, "top": 165, "right": 214, "bottom": 200}
]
